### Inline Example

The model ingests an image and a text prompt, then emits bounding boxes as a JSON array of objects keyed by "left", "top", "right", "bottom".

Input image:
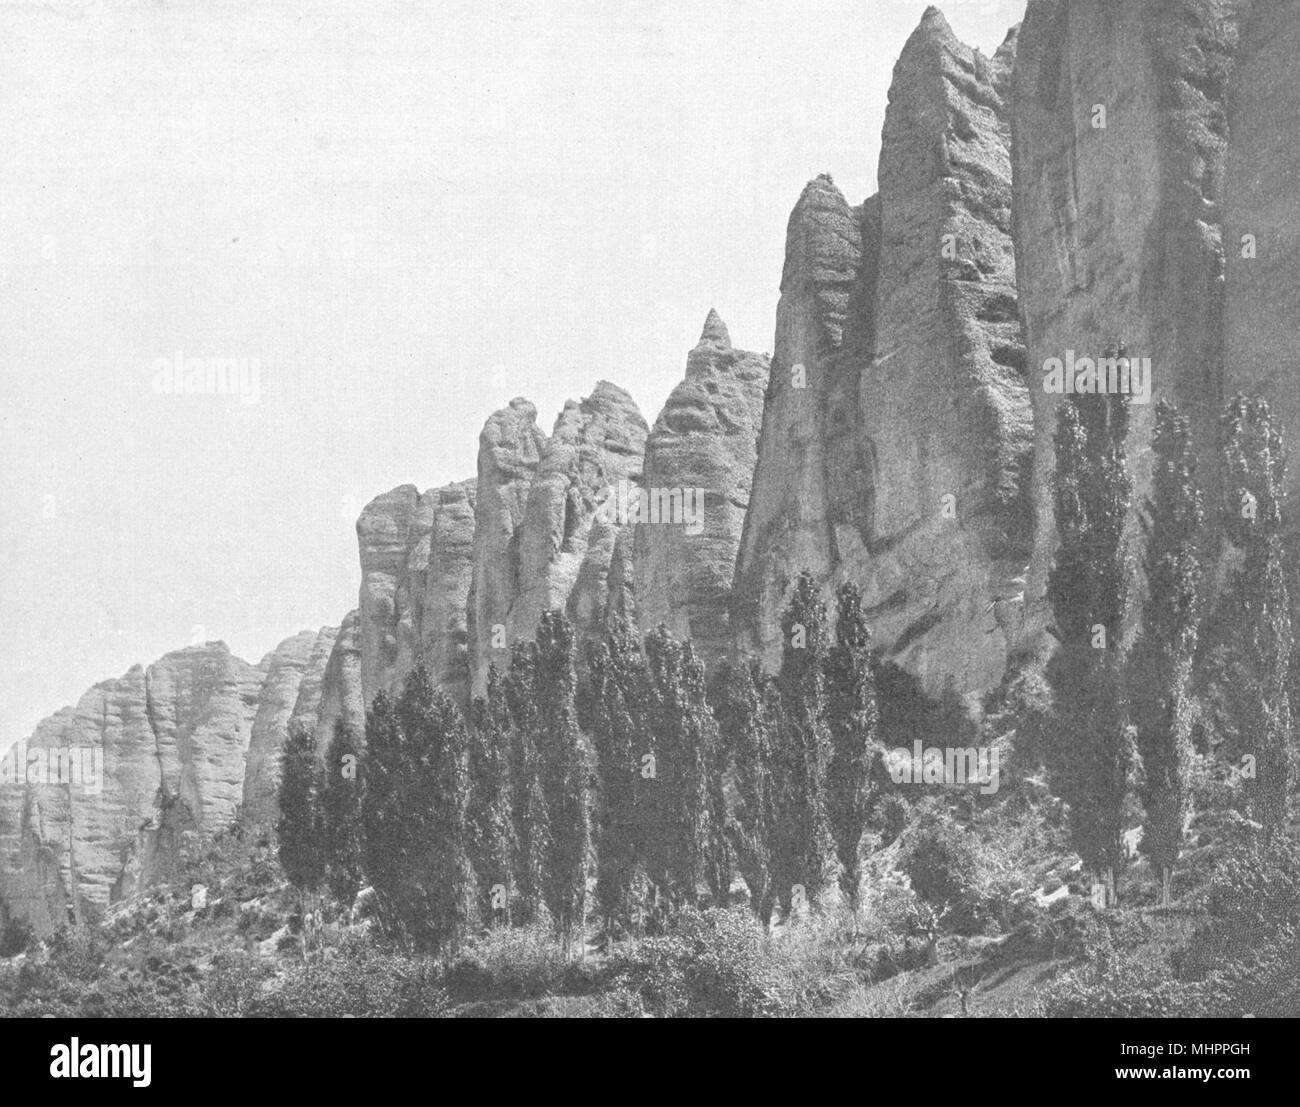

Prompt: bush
[
  {"left": 1042, "top": 839, "right": 1300, "bottom": 1017},
  {"left": 873, "top": 794, "right": 910, "bottom": 845},
  {"left": 0, "top": 917, "right": 33, "bottom": 959},
  {"left": 902, "top": 819, "right": 978, "bottom": 909},
  {"left": 610, "top": 907, "right": 797, "bottom": 1017},
  {"left": 247, "top": 935, "right": 448, "bottom": 1017},
  {"left": 446, "top": 924, "right": 567, "bottom": 1001}
]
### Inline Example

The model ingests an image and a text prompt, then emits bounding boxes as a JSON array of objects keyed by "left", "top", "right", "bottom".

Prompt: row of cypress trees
[
  {"left": 279, "top": 581, "right": 886, "bottom": 952},
  {"left": 1047, "top": 387, "right": 1293, "bottom": 906}
]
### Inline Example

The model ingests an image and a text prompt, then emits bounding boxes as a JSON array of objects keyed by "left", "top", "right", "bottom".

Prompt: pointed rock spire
[{"left": 698, "top": 308, "right": 731, "bottom": 348}]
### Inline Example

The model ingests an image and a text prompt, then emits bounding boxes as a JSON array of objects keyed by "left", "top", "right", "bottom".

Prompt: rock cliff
[
  {"left": 736, "top": 9, "right": 1033, "bottom": 698},
  {"left": 633, "top": 312, "right": 769, "bottom": 664}
]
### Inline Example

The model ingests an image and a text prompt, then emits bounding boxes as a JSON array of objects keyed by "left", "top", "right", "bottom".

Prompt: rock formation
[
  {"left": 732, "top": 175, "right": 865, "bottom": 666},
  {"left": 635, "top": 311, "right": 769, "bottom": 665},
  {"left": 736, "top": 9, "right": 1033, "bottom": 699},
  {"left": 307, "top": 610, "right": 364, "bottom": 751},
  {"left": 468, "top": 398, "right": 547, "bottom": 692},
  {"left": 1224, "top": 0, "right": 1300, "bottom": 518},
  {"left": 241, "top": 627, "right": 338, "bottom": 827},
  {"left": 356, "top": 479, "right": 477, "bottom": 711},
  {"left": 0, "top": 644, "right": 264, "bottom": 931},
  {"left": 9, "top": 0, "right": 1300, "bottom": 934},
  {"left": 469, "top": 385, "right": 647, "bottom": 692},
  {"left": 1011, "top": 0, "right": 1239, "bottom": 636}
]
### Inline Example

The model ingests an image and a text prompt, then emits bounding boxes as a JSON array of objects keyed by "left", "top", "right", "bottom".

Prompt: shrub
[
  {"left": 902, "top": 819, "right": 978, "bottom": 909},
  {"left": 445, "top": 924, "right": 567, "bottom": 1001},
  {"left": 0, "top": 917, "right": 33, "bottom": 959},
  {"left": 610, "top": 907, "right": 797, "bottom": 1017}
]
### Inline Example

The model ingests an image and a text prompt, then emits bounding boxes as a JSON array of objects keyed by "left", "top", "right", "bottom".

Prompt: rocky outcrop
[
  {"left": 470, "top": 386, "right": 647, "bottom": 691},
  {"left": 1224, "top": 0, "right": 1300, "bottom": 514},
  {"left": 11, "top": 0, "right": 1300, "bottom": 937},
  {"left": 635, "top": 311, "right": 769, "bottom": 665},
  {"left": 736, "top": 10, "right": 1033, "bottom": 699},
  {"left": 423, "top": 481, "right": 479, "bottom": 703},
  {"left": 468, "top": 399, "right": 547, "bottom": 692},
  {"left": 846, "top": 11, "right": 1033, "bottom": 696},
  {"left": 284, "top": 624, "right": 340, "bottom": 746},
  {"left": 356, "top": 479, "right": 477, "bottom": 710},
  {"left": 1011, "top": 0, "right": 1240, "bottom": 639},
  {"left": 308, "top": 610, "right": 364, "bottom": 749},
  {"left": 241, "top": 627, "right": 337, "bottom": 827},
  {"left": 733, "top": 174, "right": 864, "bottom": 666},
  {"left": 0, "top": 643, "right": 264, "bottom": 932},
  {"left": 357, "top": 485, "right": 430, "bottom": 709}
]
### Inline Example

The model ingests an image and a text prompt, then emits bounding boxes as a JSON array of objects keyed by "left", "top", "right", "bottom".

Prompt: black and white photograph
[{"left": 0, "top": 0, "right": 1294, "bottom": 1061}]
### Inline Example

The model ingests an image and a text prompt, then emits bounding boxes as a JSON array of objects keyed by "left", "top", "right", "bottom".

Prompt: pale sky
[{"left": 0, "top": 0, "right": 1023, "bottom": 751}]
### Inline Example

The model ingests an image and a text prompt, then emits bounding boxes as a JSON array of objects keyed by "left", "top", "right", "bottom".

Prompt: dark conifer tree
[
  {"left": 503, "top": 640, "right": 550, "bottom": 925},
  {"left": 321, "top": 719, "right": 364, "bottom": 911},
  {"left": 468, "top": 664, "right": 516, "bottom": 925},
  {"left": 360, "top": 689, "right": 405, "bottom": 936},
  {"left": 825, "top": 581, "right": 879, "bottom": 919},
  {"left": 278, "top": 719, "right": 325, "bottom": 897},
  {"left": 643, "top": 625, "right": 713, "bottom": 911},
  {"left": 775, "top": 570, "right": 836, "bottom": 913},
  {"left": 1221, "top": 394, "right": 1292, "bottom": 834},
  {"left": 588, "top": 616, "right": 647, "bottom": 935},
  {"left": 362, "top": 666, "right": 477, "bottom": 952},
  {"left": 535, "top": 611, "right": 590, "bottom": 951},
  {"left": 712, "top": 658, "right": 776, "bottom": 924},
  {"left": 1047, "top": 382, "right": 1137, "bottom": 905},
  {"left": 1129, "top": 402, "right": 1203, "bottom": 905}
]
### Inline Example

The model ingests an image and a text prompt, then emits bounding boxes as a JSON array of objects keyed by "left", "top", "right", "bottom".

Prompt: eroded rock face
[
  {"left": 470, "top": 386, "right": 647, "bottom": 691},
  {"left": 311, "top": 610, "right": 364, "bottom": 749},
  {"left": 356, "top": 479, "right": 478, "bottom": 710},
  {"left": 357, "top": 485, "right": 429, "bottom": 709},
  {"left": 1011, "top": 0, "right": 1238, "bottom": 641},
  {"left": 733, "top": 174, "right": 864, "bottom": 667},
  {"left": 736, "top": 10, "right": 1033, "bottom": 699},
  {"left": 846, "top": 11, "right": 1033, "bottom": 697},
  {"left": 241, "top": 627, "right": 337, "bottom": 828},
  {"left": 284, "top": 624, "right": 340, "bottom": 747},
  {"left": 468, "top": 399, "right": 547, "bottom": 693},
  {"left": 423, "top": 481, "right": 478, "bottom": 704},
  {"left": 0, "top": 644, "right": 263, "bottom": 932},
  {"left": 635, "top": 311, "right": 770, "bottom": 666},
  {"left": 1224, "top": 0, "right": 1300, "bottom": 515}
]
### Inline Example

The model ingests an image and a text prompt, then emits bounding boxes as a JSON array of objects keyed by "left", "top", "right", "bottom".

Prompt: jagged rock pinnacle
[{"left": 698, "top": 308, "right": 731, "bottom": 348}]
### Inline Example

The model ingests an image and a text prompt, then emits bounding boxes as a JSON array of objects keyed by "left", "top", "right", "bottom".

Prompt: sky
[{"left": 0, "top": 0, "right": 1024, "bottom": 752}]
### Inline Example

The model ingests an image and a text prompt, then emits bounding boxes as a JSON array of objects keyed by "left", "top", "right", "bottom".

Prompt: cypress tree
[
  {"left": 321, "top": 719, "right": 364, "bottom": 911},
  {"left": 1129, "top": 402, "right": 1203, "bottom": 905},
  {"left": 712, "top": 657, "right": 777, "bottom": 925},
  {"left": 362, "top": 666, "right": 477, "bottom": 952},
  {"left": 468, "top": 664, "right": 516, "bottom": 925},
  {"left": 1221, "top": 394, "right": 1292, "bottom": 834},
  {"left": 401, "top": 665, "right": 478, "bottom": 953},
  {"left": 775, "top": 569, "right": 836, "bottom": 914},
  {"left": 360, "top": 689, "right": 405, "bottom": 937},
  {"left": 278, "top": 719, "right": 325, "bottom": 896},
  {"left": 535, "top": 611, "right": 590, "bottom": 951},
  {"left": 825, "top": 581, "right": 879, "bottom": 919},
  {"left": 686, "top": 644, "right": 733, "bottom": 908},
  {"left": 1047, "top": 382, "right": 1138, "bottom": 905},
  {"left": 588, "top": 617, "right": 647, "bottom": 936},
  {"left": 504, "top": 640, "right": 550, "bottom": 925},
  {"left": 643, "top": 626, "right": 714, "bottom": 911}
]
